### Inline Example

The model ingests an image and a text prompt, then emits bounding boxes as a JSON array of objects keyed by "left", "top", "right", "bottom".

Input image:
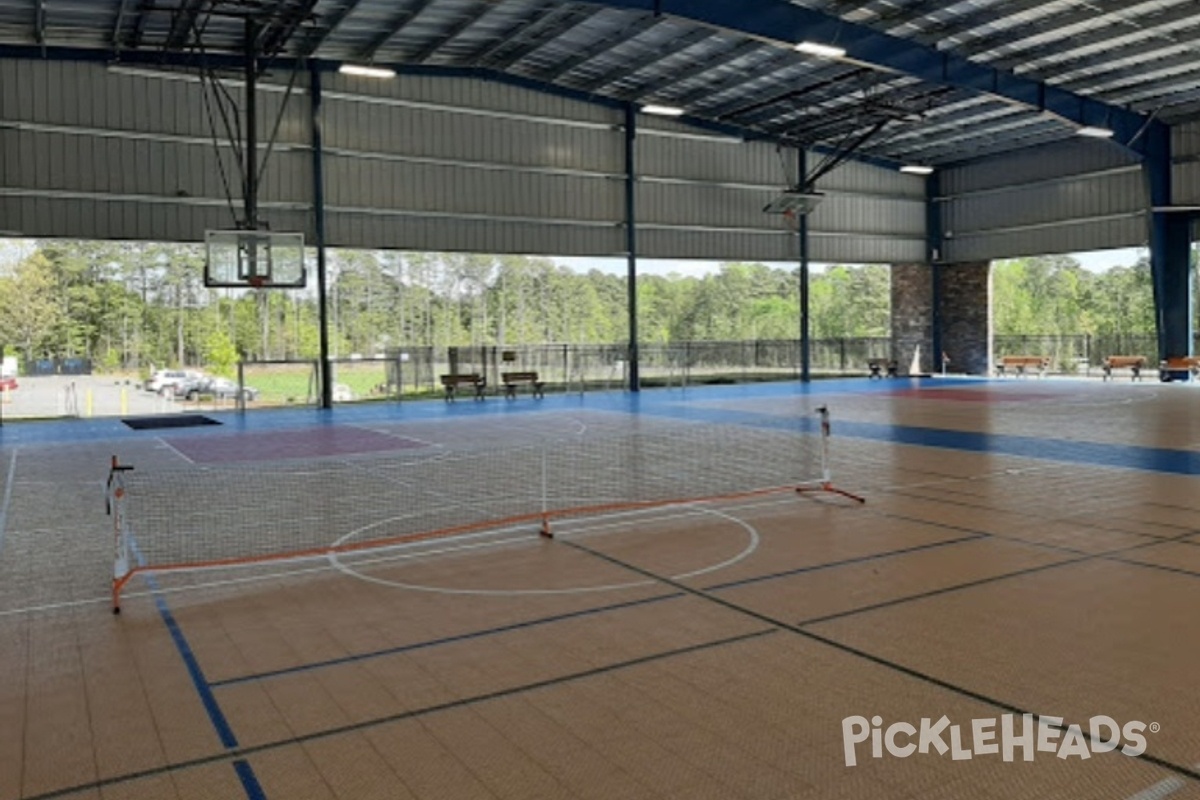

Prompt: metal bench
[
  {"left": 440, "top": 373, "right": 486, "bottom": 401},
  {"left": 501, "top": 371, "right": 544, "bottom": 399}
]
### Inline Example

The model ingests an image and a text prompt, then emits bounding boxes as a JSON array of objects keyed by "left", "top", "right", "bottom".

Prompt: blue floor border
[{"left": 4, "top": 377, "right": 1199, "bottom": 476}]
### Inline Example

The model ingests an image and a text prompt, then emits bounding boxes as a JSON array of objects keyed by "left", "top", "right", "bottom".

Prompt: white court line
[
  {"left": 0, "top": 449, "right": 17, "bottom": 555},
  {"left": 1124, "top": 764, "right": 1200, "bottom": 800},
  {"left": 0, "top": 492, "right": 803, "bottom": 617},
  {"left": 157, "top": 436, "right": 195, "bottom": 464},
  {"left": 328, "top": 500, "right": 767, "bottom": 596}
]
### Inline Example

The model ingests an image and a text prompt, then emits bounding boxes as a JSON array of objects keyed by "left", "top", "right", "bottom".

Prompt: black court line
[
  {"left": 211, "top": 591, "right": 685, "bottom": 687},
  {"left": 792, "top": 507, "right": 1200, "bottom": 629},
  {"left": 19, "top": 629, "right": 777, "bottom": 800},
  {"left": 559, "top": 538, "right": 1200, "bottom": 788},
  {"left": 701, "top": 532, "right": 986, "bottom": 592},
  {"left": 883, "top": 487, "right": 1184, "bottom": 544}
]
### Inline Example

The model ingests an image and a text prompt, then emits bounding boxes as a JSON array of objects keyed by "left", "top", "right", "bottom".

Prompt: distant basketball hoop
[
  {"left": 764, "top": 190, "right": 823, "bottom": 234},
  {"left": 763, "top": 190, "right": 824, "bottom": 216},
  {"left": 205, "top": 230, "right": 306, "bottom": 289}
]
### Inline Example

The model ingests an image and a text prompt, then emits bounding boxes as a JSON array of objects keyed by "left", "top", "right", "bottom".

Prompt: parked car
[
  {"left": 147, "top": 369, "right": 203, "bottom": 395},
  {"left": 204, "top": 377, "right": 259, "bottom": 402},
  {"left": 174, "top": 376, "right": 258, "bottom": 402},
  {"left": 0, "top": 376, "right": 17, "bottom": 392}
]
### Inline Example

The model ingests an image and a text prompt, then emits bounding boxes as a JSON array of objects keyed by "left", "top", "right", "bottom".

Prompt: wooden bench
[
  {"left": 1102, "top": 355, "right": 1146, "bottom": 381},
  {"left": 502, "top": 371, "right": 544, "bottom": 399},
  {"left": 1159, "top": 356, "right": 1200, "bottom": 382},
  {"left": 867, "top": 359, "right": 898, "bottom": 379},
  {"left": 995, "top": 355, "right": 1049, "bottom": 377},
  {"left": 440, "top": 373, "right": 486, "bottom": 401}
]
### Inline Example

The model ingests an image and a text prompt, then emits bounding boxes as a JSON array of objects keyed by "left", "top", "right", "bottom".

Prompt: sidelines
[
  {"left": 16, "top": 629, "right": 778, "bottom": 800},
  {"left": 121, "top": 512, "right": 268, "bottom": 799},
  {"left": 559, "top": 537, "right": 1200, "bottom": 788},
  {"left": 0, "top": 449, "right": 16, "bottom": 555}
]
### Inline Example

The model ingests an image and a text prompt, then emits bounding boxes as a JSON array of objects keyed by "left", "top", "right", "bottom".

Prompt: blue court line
[
  {"left": 233, "top": 760, "right": 267, "bottom": 800},
  {"left": 130, "top": 540, "right": 266, "bottom": 798},
  {"left": 642, "top": 400, "right": 1200, "bottom": 476},
  {"left": 0, "top": 449, "right": 16, "bottom": 555}
]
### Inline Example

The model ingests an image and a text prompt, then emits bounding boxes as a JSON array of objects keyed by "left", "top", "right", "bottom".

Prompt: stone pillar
[
  {"left": 938, "top": 262, "right": 992, "bottom": 376},
  {"left": 890, "top": 264, "right": 934, "bottom": 375}
]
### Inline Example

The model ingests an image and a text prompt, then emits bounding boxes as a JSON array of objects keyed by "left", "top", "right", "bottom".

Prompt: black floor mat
[{"left": 122, "top": 414, "right": 222, "bottom": 430}]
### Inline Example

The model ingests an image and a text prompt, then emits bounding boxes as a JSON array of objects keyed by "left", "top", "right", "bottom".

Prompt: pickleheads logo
[{"left": 842, "top": 714, "right": 1155, "bottom": 767}]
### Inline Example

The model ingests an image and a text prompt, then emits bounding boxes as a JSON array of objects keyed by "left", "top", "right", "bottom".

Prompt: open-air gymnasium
[{"left": 3, "top": 1, "right": 1200, "bottom": 799}]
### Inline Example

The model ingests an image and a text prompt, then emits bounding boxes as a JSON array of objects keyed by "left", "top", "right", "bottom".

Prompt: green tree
[{"left": 0, "top": 252, "right": 64, "bottom": 363}]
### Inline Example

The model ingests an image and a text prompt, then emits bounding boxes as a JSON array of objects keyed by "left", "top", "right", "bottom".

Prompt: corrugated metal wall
[
  {"left": 938, "top": 139, "right": 1148, "bottom": 263},
  {"left": 1172, "top": 122, "right": 1200, "bottom": 242},
  {"left": 0, "top": 59, "right": 313, "bottom": 240},
  {"left": 0, "top": 57, "right": 926, "bottom": 264},
  {"left": 634, "top": 118, "right": 926, "bottom": 262}
]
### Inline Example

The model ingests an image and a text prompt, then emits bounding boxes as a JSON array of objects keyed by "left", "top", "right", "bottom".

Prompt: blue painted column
[
  {"left": 625, "top": 103, "right": 640, "bottom": 392},
  {"left": 310, "top": 65, "right": 332, "bottom": 408},
  {"left": 1146, "top": 122, "right": 1194, "bottom": 359}
]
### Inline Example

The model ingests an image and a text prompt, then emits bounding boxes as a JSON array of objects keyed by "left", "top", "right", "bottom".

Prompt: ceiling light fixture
[
  {"left": 641, "top": 104, "right": 685, "bottom": 117},
  {"left": 1076, "top": 125, "right": 1114, "bottom": 138},
  {"left": 795, "top": 41, "right": 846, "bottom": 59},
  {"left": 900, "top": 165, "right": 934, "bottom": 175},
  {"left": 339, "top": 64, "right": 396, "bottom": 79}
]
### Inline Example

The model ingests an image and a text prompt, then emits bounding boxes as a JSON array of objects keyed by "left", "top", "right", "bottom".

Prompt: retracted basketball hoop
[
  {"left": 765, "top": 190, "right": 824, "bottom": 233},
  {"left": 205, "top": 230, "right": 306, "bottom": 289}
]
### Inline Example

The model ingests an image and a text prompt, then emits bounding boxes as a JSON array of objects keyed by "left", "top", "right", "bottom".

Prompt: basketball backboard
[
  {"left": 205, "top": 230, "right": 306, "bottom": 288},
  {"left": 763, "top": 190, "right": 824, "bottom": 216}
]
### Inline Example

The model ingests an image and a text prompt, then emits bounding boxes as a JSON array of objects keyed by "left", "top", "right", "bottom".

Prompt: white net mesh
[{"left": 110, "top": 420, "right": 836, "bottom": 599}]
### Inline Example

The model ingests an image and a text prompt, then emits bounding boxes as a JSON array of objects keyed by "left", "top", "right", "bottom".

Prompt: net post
[
  {"left": 796, "top": 406, "right": 865, "bottom": 504},
  {"left": 107, "top": 456, "right": 135, "bottom": 613},
  {"left": 237, "top": 357, "right": 246, "bottom": 412},
  {"left": 539, "top": 449, "right": 553, "bottom": 538}
]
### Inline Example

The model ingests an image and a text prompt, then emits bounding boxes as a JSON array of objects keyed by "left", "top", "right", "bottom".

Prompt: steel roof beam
[
  {"left": 298, "top": 0, "right": 363, "bottom": 58},
  {"left": 258, "top": 0, "right": 320, "bottom": 58},
  {"left": 575, "top": 0, "right": 1158, "bottom": 154},
  {"left": 410, "top": 0, "right": 499, "bottom": 64},
  {"left": 359, "top": 0, "right": 440, "bottom": 61},
  {"left": 577, "top": 27, "right": 713, "bottom": 93},
  {"left": 127, "top": 0, "right": 152, "bottom": 51},
  {"left": 668, "top": 49, "right": 799, "bottom": 109},
  {"left": 536, "top": 12, "right": 662, "bottom": 83},
  {"left": 164, "top": 0, "right": 206, "bottom": 51},
  {"left": 715, "top": 67, "right": 874, "bottom": 123},
  {"left": 973, "top": 0, "right": 1195, "bottom": 71},
  {"left": 1008, "top": 12, "right": 1200, "bottom": 88},
  {"left": 33, "top": 0, "right": 44, "bottom": 45},
  {"left": 628, "top": 39, "right": 760, "bottom": 99},
  {"left": 467, "top": 3, "right": 579, "bottom": 67},
  {"left": 112, "top": 0, "right": 132, "bottom": 51},
  {"left": 897, "top": 0, "right": 1065, "bottom": 44}
]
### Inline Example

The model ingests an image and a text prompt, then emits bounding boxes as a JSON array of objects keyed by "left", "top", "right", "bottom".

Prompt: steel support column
[
  {"left": 625, "top": 103, "right": 640, "bottom": 392},
  {"left": 310, "top": 65, "right": 332, "bottom": 408},
  {"left": 1146, "top": 123, "right": 1194, "bottom": 360},
  {"left": 798, "top": 148, "right": 810, "bottom": 383},
  {"left": 928, "top": 171, "right": 943, "bottom": 373}
]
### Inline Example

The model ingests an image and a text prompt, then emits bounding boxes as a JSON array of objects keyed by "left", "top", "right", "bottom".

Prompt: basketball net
[{"left": 782, "top": 208, "right": 801, "bottom": 234}]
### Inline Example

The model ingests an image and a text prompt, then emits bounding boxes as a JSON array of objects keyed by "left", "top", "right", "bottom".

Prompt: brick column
[
  {"left": 890, "top": 263, "right": 934, "bottom": 375},
  {"left": 938, "top": 262, "right": 992, "bottom": 376}
]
